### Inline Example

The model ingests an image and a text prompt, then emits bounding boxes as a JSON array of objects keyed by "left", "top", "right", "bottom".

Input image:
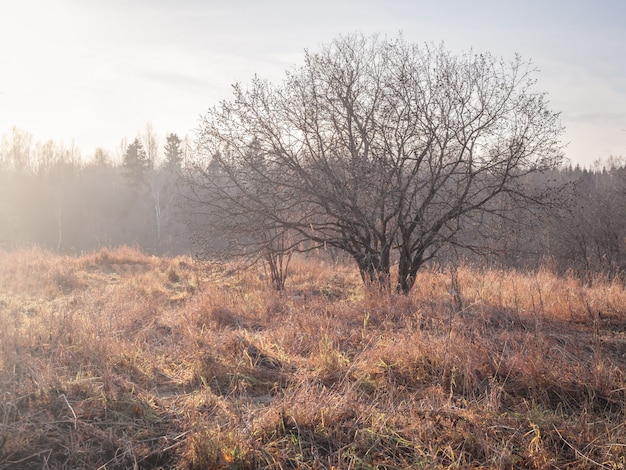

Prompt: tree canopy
[{"left": 191, "top": 33, "right": 564, "bottom": 293}]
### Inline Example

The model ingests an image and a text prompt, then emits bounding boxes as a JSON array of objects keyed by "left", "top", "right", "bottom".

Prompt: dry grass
[{"left": 0, "top": 248, "right": 625, "bottom": 469}]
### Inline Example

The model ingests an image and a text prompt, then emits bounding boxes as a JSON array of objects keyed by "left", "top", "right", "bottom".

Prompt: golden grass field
[{"left": 0, "top": 247, "right": 625, "bottom": 469}]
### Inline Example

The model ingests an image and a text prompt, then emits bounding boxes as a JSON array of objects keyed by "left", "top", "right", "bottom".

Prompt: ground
[{"left": 0, "top": 247, "right": 625, "bottom": 469}]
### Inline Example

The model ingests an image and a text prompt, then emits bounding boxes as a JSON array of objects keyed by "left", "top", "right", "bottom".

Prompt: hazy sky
[{"left": 1, "top": 0, "right": 624, "bottom": 166}]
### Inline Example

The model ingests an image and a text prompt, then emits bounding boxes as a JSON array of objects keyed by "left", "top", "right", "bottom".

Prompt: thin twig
[
  {"left": 5, "top": 449, "right": 53, "bottom": 465},
  {"left": 552, "top": 424, "right": 610, "bottom": 469},
  {"left": 59, "top": 394, "right": 77, "bottom": 430}
]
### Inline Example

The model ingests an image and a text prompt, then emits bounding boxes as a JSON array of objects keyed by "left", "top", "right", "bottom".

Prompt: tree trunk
[
  {"left": 355, "top": 251, "right": 391, "bottom": 291},
  {"left": 396, "top": 258, "right": 414, "bottom": 295},
  {"left": 396, "top": 249, "right": 422, "bottom": 295}
]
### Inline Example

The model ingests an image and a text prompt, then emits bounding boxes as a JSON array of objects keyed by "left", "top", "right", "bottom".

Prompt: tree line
[
  {"left": 0, "top": 126, "right": 191, "bottom": 255},
  {"left": 1, "top": 127, "right": 624, "bottom": 284}
]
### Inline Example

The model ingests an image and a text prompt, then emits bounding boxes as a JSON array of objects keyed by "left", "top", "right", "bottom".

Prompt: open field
[{"left": 0, "top": 247, "right": 625, "bottom": 469}]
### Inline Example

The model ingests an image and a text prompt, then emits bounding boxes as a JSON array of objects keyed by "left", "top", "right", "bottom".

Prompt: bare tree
[
  {"left": 191, "top": 34, "right": 563, "bottom": 293},
  {"left": 549, "top": 160, "right": 626, "bottom": 280},
  {"left": 185, "top": 138, "right": 298, "bottom": 289},
  {"left": 151, "top": 133, "right": 184, "bottom": 253},
  {"left": 1, "top": 127, "right": 33, "bottom": 173}
]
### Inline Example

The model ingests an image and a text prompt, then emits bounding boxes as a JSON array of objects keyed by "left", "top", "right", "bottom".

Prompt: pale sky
[{"left": 0, "top": 0, "right": 624, "bottom": 166}]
